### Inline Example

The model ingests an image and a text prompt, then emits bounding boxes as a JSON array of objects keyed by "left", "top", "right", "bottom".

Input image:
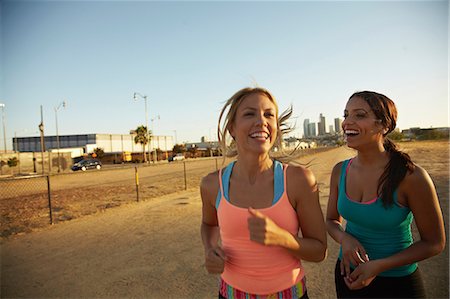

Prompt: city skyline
[
  {"left": 302, "top": 114, "right": 344, "bottom": 139},
  {"left": 6, "top": 110, "right": 450, "bottom": 155},
  {"left": 1, "top": 1, "right": 448, "bottom": 150}
]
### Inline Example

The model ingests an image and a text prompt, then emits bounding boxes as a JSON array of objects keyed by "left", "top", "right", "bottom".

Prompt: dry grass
[{"left": 1, "top": 140, "right": 448, "bottom": 298}]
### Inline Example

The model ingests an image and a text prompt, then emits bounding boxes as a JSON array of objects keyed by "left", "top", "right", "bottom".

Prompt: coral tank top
[{"left": 216, "top": 161, "right": 304, "bottom": 294}]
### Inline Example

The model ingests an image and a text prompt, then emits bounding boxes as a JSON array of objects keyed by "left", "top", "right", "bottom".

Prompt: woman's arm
[
  {"left": 200, "top": 172, "right": 227, "bottom": 274},
  {"left": 326, "top": 162, "right": 368, "bottom": 277},
  {"left": 325, "top": 162, "right": 346, "bottom": 244},
  {"left": 248, "top": 165, "right": 327, "bottom": 262}
]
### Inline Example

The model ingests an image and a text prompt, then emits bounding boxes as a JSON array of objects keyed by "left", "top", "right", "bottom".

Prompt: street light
[
  {"left": 133, "top": 92, "right": 151, "bottom": 163},
  {"left": 54, "top": 101, "right": 67, "bottom": 173},
  {"left": 0, "top": 103, "right": 6, "bottom": 152}
]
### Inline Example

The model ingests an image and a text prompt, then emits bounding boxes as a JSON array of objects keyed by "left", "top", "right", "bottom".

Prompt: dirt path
[{"left": 1, "top": 143, "right": 448, "bottom": 298}]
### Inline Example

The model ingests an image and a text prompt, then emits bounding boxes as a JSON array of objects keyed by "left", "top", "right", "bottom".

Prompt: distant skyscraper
[
  {"left": 308, "top": 123, "right": 316, "bottom": 137},
  {"left": 318, "top": 113, "right": 326, "bottom": 136},
  {"left": 303, "top": 119, "right": 310, "bottom": 138},
  {"left": 334, "top": 118, "right": 343, "bottom": 135},
  {"left": 329, "top": 125, "right": 335, "bottom": 134}
]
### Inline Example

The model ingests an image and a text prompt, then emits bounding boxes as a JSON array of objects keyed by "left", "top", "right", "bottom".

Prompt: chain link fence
[
  {"left": 1, "top": 148, "right": 334, "bottom": 238},
  {"left": 0, "top": 152, "right": 73, "bottom": 176},
  {"left": 0, "top": 157, "right": 223, "bottom": 238},
  {"left": 0, "top": 175, "right": 52, "bottom": 236}
]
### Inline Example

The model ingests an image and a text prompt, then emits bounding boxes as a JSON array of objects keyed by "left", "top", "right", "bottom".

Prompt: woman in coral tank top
[{"left": 200, "top": 87, "right": 327, "bottom": 299}]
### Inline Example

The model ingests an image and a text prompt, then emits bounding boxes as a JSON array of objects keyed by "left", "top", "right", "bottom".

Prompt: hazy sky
[{"left": 1, "top": 0, "right": 448, "bottom": 149}]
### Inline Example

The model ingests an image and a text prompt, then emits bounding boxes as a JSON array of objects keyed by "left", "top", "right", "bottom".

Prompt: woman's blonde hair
[{"left": 217, "top": 87, "right": 294, "bottom": 162}]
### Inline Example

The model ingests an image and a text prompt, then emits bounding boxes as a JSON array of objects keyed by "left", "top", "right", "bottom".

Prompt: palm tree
[{"left": 134, "top": 125, "right": 149, "bottom": 162}]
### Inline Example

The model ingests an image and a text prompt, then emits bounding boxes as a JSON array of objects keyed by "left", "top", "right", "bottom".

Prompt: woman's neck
[
  {"left": 234, "top": 154, "right": 273, "bottom": 185},
  {"left": 356, "top": 142, "right": 389, "bottom": 167}
]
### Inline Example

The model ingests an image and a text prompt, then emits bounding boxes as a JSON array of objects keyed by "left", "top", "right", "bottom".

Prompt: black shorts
[{"left": 334, "top": 259, "right": 426, "bottom": 298}]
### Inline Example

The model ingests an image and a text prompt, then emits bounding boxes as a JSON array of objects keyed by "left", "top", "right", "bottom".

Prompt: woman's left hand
[
  {"left": 247, "top": 207, "right": 287, "bottom": 246},
  {"left": 344, "top": 260, "right": 380, "bottom": 290}
]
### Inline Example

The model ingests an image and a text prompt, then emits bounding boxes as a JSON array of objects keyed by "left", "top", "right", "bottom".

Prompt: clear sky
[{"left": 1, "top": 0, "right": 448, "bottom": 150}]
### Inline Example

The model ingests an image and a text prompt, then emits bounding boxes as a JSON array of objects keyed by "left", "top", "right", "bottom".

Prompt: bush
[
  {"left": 7, "top": 157, "right": 18, "bottom": 167},
  {"left": 93, "top": 147, "right": 105, "bottom": 159},
  {"left": 387, "top": 131, "right": 405, "bottom": 141}
]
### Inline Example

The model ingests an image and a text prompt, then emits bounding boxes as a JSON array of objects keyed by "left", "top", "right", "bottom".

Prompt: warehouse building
[{"left": 13, "top": 133, "right": 174, "bottom": 156}]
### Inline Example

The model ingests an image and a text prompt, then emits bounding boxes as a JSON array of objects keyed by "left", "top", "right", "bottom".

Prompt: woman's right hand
[
  {"left": 204, "top": 247, "right": 227, "bottom": 274},
  {"left": 340, "top": 233, "right": 369, "bottom": 278}
]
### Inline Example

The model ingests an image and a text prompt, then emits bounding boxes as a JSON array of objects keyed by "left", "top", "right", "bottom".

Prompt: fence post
[
  {"left": 17, "top": 152, "right": 21, "bottom": 174},
  {"left": 135, "top": 166, "right": 139, "bottom": 202},
  {"left": 48, "top": 152, "right": 52, "bottom": 174},
  {"left": 183, "top": 161, "right": 187, "bottom": 190},
  {"left": 46, "top": 175, "right": 53, "bottom": 224},
  {"left": 33, "top": 152, "right": 37, "bottom": 173}
]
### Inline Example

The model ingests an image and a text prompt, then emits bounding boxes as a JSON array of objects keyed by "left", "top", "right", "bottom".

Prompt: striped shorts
[{"left": 218, "top": 276, "right": 307, "bottom": 299}]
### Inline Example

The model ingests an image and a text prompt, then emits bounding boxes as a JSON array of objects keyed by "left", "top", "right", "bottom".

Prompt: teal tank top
[{"left": 337, "top": 159, "right": 417, "bottom": 277}]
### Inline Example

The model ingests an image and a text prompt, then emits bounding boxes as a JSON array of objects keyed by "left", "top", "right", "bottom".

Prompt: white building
[{"left": 13, "top": 133, "right": 174, "bottom": 155}]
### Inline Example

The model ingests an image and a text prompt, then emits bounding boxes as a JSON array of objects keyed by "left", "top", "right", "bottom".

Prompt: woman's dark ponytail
[{"left": 378, "top": 138, "right": 415, "bottom": 207}]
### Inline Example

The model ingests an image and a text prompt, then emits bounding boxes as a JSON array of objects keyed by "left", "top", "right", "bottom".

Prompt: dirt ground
[{"left": 1, "top": 141, "right": 448, "bottom": 298}]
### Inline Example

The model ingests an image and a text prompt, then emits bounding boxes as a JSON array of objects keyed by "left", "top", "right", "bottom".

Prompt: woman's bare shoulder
[
  {"left": 286, "top": 164, "right": 314, "bottom": 180},
  {"left": 402, "top": 163, "right": 433, "bottom": 188},
  {"left": 285, "top": 164, "right": 318, "bottom": 192},
  {"left": 331, "top": 161, "right": 345, "bottom": 177},
  {"left": 201, "top": 170, "right": 220, "bottom": 192}
]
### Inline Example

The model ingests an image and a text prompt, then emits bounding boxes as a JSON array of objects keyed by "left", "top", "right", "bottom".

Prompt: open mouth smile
[
  {"left": 249, "top": 131, "right": 270, "bottom": 140},
  {"left": 344, "top": 129, "right": 359, "bottom": 137}
]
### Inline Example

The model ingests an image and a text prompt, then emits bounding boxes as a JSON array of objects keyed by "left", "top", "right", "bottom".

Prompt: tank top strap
[
  {"left": 339, "top": 159, "right": 352, "bottom": 190},
  {"left": 215, "top": 161, "right": 236, "bottom": 209},
  {"left": 216, "top": 160, "right": 286, "bottom": 208},
  {"left": 272, "top": 160, "right": 285, "bottom": 205},
  {"left": 283, "top": 163, "right": 289, "bottom": 192}
]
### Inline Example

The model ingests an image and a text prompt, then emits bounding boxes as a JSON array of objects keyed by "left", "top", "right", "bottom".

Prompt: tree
[
  {"left": 419, "top": 130, "right": 447, "bottom": 140},
  {"left": 134, "top": 125, "right": 150, "bottom": 162},
  {"left": 188, "top": 145, "right": 198, "bottom": 158},
  {"left": 172, "top": 143, "right": 186, "bottom": 154},
  {"left": 387, "top": 130, "right": 405, "bottom": 141},
  {"left": 93, "top": 147, "right": 105, "bottom": 159}
]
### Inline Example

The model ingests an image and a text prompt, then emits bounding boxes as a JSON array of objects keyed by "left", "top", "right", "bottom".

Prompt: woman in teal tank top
[{"left": 326, "top": 91, "right": 445, "bottom": 298}]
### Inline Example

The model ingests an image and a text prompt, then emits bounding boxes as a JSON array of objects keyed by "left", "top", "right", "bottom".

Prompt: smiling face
[
  {"left": 229, "top": 92, "right": 278, "bottom": 156},
  {"left": 342, "top": 96, "right": 386, "bottom": 149}
]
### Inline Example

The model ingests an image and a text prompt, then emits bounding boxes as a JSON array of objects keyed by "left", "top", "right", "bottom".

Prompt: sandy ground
[{"left": 1, "top": 141, "right": 448, "bottom": 298}]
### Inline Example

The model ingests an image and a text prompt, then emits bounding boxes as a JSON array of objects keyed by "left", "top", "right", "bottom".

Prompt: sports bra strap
[{"left": 215, "top": 160, "right": 285, "bottom": 209}]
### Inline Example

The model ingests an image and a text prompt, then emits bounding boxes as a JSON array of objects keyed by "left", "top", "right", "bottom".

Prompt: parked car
[
  {"left": 168, "top": 153, "right": 185, "bottom": 162},
  {"left": 71, "top": 159, "right": 102, "bottom": 171}
]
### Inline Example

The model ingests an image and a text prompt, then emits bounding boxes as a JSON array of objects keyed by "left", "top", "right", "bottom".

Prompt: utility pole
[
  {"left": 54, "top": 101, "right": 66, "bottom": 173},
  {"left": 0, "top": 103, "right": 6, "bottom": 152},
  {"left": 133, "top": 92, "right": 151, "bottom": 163},
  {"left": 39, "top": 105, "right": 46, "bottom": 175}
]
